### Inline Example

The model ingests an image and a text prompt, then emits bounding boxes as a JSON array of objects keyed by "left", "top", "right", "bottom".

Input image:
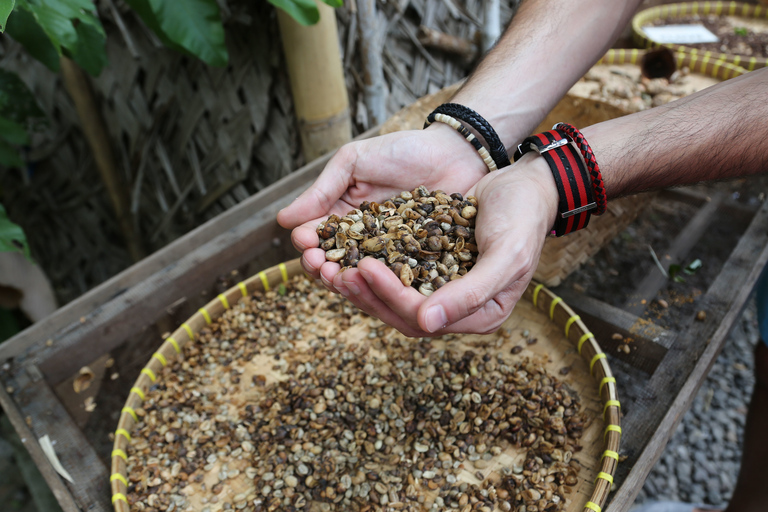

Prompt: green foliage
[
  {"left": 8, "top": 0, "right": 107, "bottom": 75},
  {"left": 734, "top": 27, "right": 748, "bottom": 37},
  {"left": 5, "top": 7, "right": 60, "bottom": 71},
  {"left": 125, "top": 0, "right": 228, "bottom": 67},
  {"left": 0, "top": 203, "right": 31, "bottom": 260},
  {"left": 6, "top": 0, "right": 343, "bottom": 72},
  {"left": 0, "top": 0, "right": 15, "bottom": 32},
  {"left": 268, "top": 0, "right": 342, "bottom": 26},
  {"left": 0, "top": 69, "right": 46, "bottom": 168},
  {"left": 669, "top": 258, "right": 703, "bottom": 283},
  {"left": 0, "top": 69, "right": 46, "bottom": 127}
]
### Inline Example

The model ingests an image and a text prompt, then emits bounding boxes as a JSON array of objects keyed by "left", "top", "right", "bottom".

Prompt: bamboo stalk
[
  {"left": 277, "top": 3, "right": 352, "bottom": 161},
  {"left": 482, "top": 0, "right": 501, "bottom": 52},
  {"left": 357, "top": 0, "right": 387, "bottom": 126},
  {"left": 59, "top": 57, "right": 145, "bottom": 262}
]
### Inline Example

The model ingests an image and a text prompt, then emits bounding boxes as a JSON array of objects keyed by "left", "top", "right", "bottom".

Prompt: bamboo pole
[
  {"left": 59, "top": 57, "right": 145, "bottom": 262},
  {"left": 357, "top": 0, "right": 387, "bottom": 126},
  {"left": 277, "top": 2, "right": 352, "bottom": 161},
  {"left": 482, "top": 0, "right": 501, "bottom": 52}
]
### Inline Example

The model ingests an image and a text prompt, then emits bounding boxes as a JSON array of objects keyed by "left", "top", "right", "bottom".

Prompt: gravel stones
[
  {"left": 317, "top": 186, "right": 479, "bottom": 295},
  {"left": 631, "top": 302, "right": 759, "bottom": 510},
  {"left": 124, "top": 276, "right": 588, "bottom": 512}
]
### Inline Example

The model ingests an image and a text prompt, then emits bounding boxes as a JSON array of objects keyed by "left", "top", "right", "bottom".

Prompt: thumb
[
  {"left": 277, "top": 145, "right": 358, "bottom": 229},
  {"left": 417, "top": 240, "right": 539, "bottom": 334}
]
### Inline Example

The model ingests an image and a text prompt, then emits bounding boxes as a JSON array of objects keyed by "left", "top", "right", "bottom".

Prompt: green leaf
[
  {"left": 277, "top": 283, "right": 287, "bottom": 296},
  {"left": 0, "top": 138, "right": 24, "bottom": 168},
  {"left": 683, "top": 258, "right": 702, "bottom": 275},
  {"left": 5, "top": 6, "right": 60, "bottom": 71},
  {"left": 0, "top": 117, "right": 28, "bottom": 145},
  {"left": 668, "top": 263, "right": 684, "bottom": 283},
  {"left": 67, "top": 20, "right": 108, "bottom": 76},
  {"left": 146, "top": 0, "right": 228, "bottom": 66},
  {"left": 0, "top": 202, "right": 31, "bottom": 260},
  {"left": 734, "top": 27, "right": 748, "bottom": 36},
  {"left": 124, "top": 0, "right": 189, "bottom": 55},
  {"left": 268, "top": 0, "right": 319, "bottom": 26},
  {"left": 0, "top": 0, "right": 15, "bottom": 32},
  {"left": 0, "top": 69, "right": 46, "bottom": 128},
  {"left": 15, "top": 0, "right": 105, "bottom": 73},
  {"left": 319, "top": 0, "right": 342, "bottom": 8}
]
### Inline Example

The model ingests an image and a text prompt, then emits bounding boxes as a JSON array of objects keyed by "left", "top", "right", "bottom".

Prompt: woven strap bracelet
[
  {"left": 554, "top": 122, "right": 607, "bottom": 215},
  {"left": 513, "top": 128, "right": 596, "bottom": 236},
  {"left": 424, "top": 103, "right": 511, "bottom": 171}
]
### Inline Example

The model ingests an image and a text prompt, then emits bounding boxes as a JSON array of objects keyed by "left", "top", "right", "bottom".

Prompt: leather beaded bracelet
[
  {"left": 424, "top": 112, "right": 499, "bottom": 172},
  {"left": 424, "top": 103, "right": 511, "bottom": 170},
  {"left": 513, "top": 129, "right": 596, "bottom": 236}
]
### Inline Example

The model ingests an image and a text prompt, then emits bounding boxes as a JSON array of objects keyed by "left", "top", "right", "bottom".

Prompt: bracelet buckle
[
  {"left": 517, "top": 138, "right": 569, "bottom": 158},
  {"left": 562, "top": 202, "right": 597, "bottom": 218}
]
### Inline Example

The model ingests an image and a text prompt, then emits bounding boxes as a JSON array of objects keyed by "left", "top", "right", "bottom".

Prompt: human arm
[{"left": 339, "top": 67, "right": 768, "bottom": 336}]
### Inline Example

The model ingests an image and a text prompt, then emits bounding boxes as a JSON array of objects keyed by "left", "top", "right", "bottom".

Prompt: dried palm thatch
[{"left": 0, "top": 0, "right": 520, "bottom": 305}]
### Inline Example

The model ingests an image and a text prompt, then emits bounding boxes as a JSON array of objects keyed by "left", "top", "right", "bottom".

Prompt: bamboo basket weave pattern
[
  {"left": 632, "top": 1, "right": 767, "bottom": 72},
  {"left": 110, "top": 259, "right": 621, "bottom": 512}
]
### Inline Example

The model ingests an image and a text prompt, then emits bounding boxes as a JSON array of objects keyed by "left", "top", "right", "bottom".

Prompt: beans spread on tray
[
  {"left": 317, "top": 186, "right": 480, "bottom": 296},
  {"left": 125, "top": 276, "right": 586, "bottom": 512}
]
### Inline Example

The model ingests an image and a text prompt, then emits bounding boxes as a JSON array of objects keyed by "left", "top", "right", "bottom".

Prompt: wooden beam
[
  {"left": 34, "top": 198, "right": 295, "bottom": 384},
  {"left": 11, "top": 365, "right": 111, "bottom": 511},
  {"left": 0, "top": 377, "right": 82, "bottom": 512},
  {"left": 0, "top": 127, "right": 380, "bottom": 366},
  {"left": 606, "top": 201, "right": 768, "bottom": 511},
  {"left": 556, "top": 290, "right": 673, "bottom": 374},
  {"left": 658, "top": 187, "right": 758, "bottom": 226},
  {"left": 623, "top": 191, "right": 724, "bottom": 316}
]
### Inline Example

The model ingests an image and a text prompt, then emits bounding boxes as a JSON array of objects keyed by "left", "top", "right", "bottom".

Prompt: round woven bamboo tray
[
  {"left": 632, "top": 1, "right": 767, "bottom": 72},
  {"left": 596, "top": 48, "right": 745, "bottom": 80},
  {"left": 111, "top": 259, "right": 621, "bottom": 512}
]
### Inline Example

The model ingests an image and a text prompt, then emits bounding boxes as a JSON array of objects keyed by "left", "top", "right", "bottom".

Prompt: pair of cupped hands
[{"left": 277, "top": 125, "right": 560, "bottom": 337}]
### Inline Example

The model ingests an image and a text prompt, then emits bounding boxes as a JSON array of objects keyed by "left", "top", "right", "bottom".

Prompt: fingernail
[
  {"left": 424, "top": 305, "right": 448, "bottom": 333},
  {"left": 338, "top": 285, "right": 349, "bottom": 297},
  {"left": 359, "top": 268, "right": 372, "bottom": 283},
  {"left": 346, "top": 281, "right": 361, "bottom": 296}
]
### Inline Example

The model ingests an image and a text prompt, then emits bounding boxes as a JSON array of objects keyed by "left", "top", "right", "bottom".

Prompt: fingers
[
  {"left": 277, "top": 145, "right": 358, "bottom": 229},
  {"left": 337, "top": 265, "right": 427, "bottom": 338},
  {"left": 418, "top": 239, "right": 541, "bottom": 334}
]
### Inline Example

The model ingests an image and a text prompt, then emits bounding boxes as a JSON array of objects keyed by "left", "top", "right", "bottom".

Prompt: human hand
[
  {"left": 332, "top": 153, "right": 559, "bottom": 337},
  {"left": 277, "top": 125, "right": 488, "bottom": 288}
]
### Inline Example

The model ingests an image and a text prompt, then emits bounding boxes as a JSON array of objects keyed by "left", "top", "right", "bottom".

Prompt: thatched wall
[{"left": 0, "top": 0, "right": 519, "bottom": 305}]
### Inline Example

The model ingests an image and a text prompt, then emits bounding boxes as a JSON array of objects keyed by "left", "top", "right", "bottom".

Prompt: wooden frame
[{"left": 1, "top": 138, "right": 766, "bottom": 512}]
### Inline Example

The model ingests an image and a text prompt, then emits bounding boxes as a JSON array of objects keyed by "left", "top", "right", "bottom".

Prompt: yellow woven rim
[
  {"left": 597, "top": 47, "right": 746, "bottom": 80},
  {"left": 110, "top": 259, "right": 621, "bottom": 512},
  {"left": 632, "top": 1, "right": 766, "bottom": 72}
]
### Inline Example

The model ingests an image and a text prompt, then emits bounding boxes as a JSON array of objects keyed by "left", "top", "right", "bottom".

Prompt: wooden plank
[
  {"left": 658, "top": 187, "right": 759, "bottom": 226},
  {"left": 623, "top": 191, "right": 724, "bottom": 316},
  {"left": 0, "top": 126, "right": 380, "bottom": 365},
  {"left": 32, "top": 199, "right": 296, "bottom": 385},
  {"left": 0, "top": 375, "right": 84, "bottom": 512},
  {"left": 606, "top": 201, "right": 768, "bottom": 512},
  {"left": 11, "top": 365, "right": 111, "bottom": 512},
  {"left": 556, "top": 290, "right": 673, "bottom": 374}
]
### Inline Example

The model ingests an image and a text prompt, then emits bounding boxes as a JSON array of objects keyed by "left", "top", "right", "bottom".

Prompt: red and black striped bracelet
[
  {"left": 513, "top": 129, "right": 596, "bottom": 236},
  {"left": 554, "top": 122, "right": 607, "bottom": 215}
]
